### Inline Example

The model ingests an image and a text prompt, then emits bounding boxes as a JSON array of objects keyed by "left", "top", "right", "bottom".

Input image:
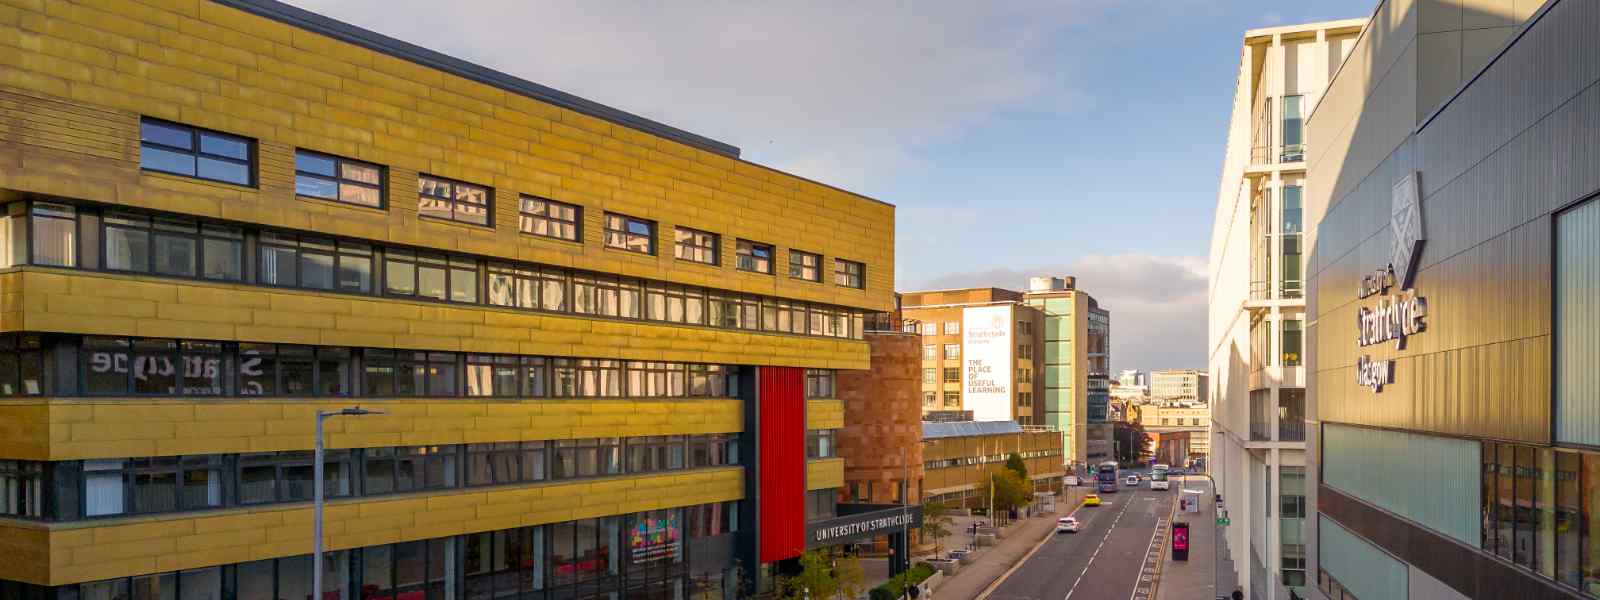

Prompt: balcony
[
  {"left": 865, "top": 313, "right": 920, "bottom": 335},
  {"left": 1246, "top": 144, "right": 1307, "bottom": 168}
]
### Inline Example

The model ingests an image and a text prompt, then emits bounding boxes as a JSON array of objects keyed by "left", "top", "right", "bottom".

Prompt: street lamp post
[{"left": 314, "top": 407, "right": 384, "bottom": 599}]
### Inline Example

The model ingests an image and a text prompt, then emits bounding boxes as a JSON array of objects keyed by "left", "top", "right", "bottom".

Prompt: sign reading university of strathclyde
[
  {"left": 806, "top": 504, "right": 922, "bottom": 548},
  {"left": 1355, "top": 173, "right": 1428, "bottom": 393}
]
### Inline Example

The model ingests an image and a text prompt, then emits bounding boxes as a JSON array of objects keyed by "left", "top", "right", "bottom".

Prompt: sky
[{"left": 286, "top": 0, "right": 1367, "bottom": 372}]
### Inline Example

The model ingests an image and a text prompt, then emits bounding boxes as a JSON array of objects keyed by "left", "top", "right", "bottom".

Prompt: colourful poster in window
[{"left": 630, "top": 512, "right": 681, "bottom": 562}]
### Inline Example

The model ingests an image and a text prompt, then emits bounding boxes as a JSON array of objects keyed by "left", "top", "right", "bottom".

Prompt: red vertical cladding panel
[{"left": 758, "top": 365, "right": 806, "bottom": 563}]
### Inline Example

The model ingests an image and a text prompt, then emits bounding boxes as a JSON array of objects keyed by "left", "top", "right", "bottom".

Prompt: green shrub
[{"left": 869, "top": 563, "right": 939, "bottom": 599}]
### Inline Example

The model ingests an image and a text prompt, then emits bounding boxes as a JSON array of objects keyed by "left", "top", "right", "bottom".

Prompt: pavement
[
  {"left": 929, "top": 486, "right": 1090, "bottom": 600},
  {"left": 1156, "top": 474, "right": 1240, "bottom": 600},
  {"left": 981, "top": 481, "right": 1175, "bottom": 600}
]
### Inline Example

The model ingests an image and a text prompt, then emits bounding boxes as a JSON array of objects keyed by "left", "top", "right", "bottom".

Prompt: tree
[
  {"left": 778, "top": 550, "right": 839, "bottom": 600},
  {"left": 979, "top": 469, "right": 1033, "bottom": 523},
  {"left": 920, "top": 501, "right": 954, "bottom": 556},
  {"left": 1114, "top": 421, "right": 1154, "bottom": 465},
  {"left": 834, "top": 553, "right": 865, "bottom": 600},
  {"left": 1004, "top": 452, "right": 1028, "bottom": 480}
]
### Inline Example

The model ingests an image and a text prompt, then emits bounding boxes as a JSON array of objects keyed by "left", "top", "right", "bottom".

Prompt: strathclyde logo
[
  {"left": 1390, "top": 172, "right": 1424, "bottom": 289},
  {"left": 990, "top": 315, "right": 1005, "bottom": 330}
]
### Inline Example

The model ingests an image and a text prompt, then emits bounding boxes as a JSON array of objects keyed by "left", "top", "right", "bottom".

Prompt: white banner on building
[{"left": 962, "top": 305, "right": 1013, "bottom": 421}]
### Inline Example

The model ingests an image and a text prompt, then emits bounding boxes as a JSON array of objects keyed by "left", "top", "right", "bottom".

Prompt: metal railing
[
  {"left": 864, "top": 313, "right": 920, "bottom": 334},
  {"left": 1247, "top": 143, "right": 1308, "bottom": 165}
]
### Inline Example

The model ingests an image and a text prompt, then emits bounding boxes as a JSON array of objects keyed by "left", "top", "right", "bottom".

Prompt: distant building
[
  {"left": 1116, "top": 369, "right": 1145, "bottom": 387},
  {"left": 1150, "top": 369, "right": 1209, "bottom": 404},
  {"left": 1021, "top": 276, "right": 1113, "bottom": 467}
]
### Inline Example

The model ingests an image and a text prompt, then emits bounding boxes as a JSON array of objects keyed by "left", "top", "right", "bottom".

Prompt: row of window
[
  {"left": 17, "top": 202, "right": 873, "bottom": 340},
  {"left": 8, "top": 500, "right": 738, "bottom": 600},
  {"left": 1478, "top": 441, "right": 1600, "bottom": 592},
  {"left": 1, "top": 435, "right": 740, "bottom": 521},
  {"left": 139, "top": 118, "right": 869, "bottom": 287},
  {"left": 921, "top": 391, "right": 961, "bottom": 408},
  {"left": 922, "top": 448, "right": 1062, "bottom": 471},
  {"left": 919, "top": 322, "right": 962, "bottom": 336},
  {"left": 40, "top": 333, "right": 775, "bottom": 399}
]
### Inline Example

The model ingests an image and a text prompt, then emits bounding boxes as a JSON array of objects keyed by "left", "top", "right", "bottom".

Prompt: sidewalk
[
  {"left": 934, "top": 487, "right": 1089, "bottom": 600},
  {"left": 1156, "top": 475, "right": 1239, "bottom": 600}
]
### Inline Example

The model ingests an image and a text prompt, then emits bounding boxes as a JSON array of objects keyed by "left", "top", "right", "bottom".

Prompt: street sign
[{"left": 1217, "top": 517, "right": 1231, "bottom": 526}]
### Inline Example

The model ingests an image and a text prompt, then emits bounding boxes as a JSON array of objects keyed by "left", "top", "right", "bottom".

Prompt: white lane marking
[{"left": 1062, "top": 491, "right": 1140, "bottom": 600}]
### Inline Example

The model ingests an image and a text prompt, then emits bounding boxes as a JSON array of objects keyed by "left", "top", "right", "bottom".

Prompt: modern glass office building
[{"left": 0, "top": 0, "right": 897, "bottom": 597}]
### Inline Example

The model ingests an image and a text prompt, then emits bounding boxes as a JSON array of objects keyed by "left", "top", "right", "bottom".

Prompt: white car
[
  {"left": 1125, "top": 475, "right": 1140, "bottom": 487},
  {"left": 1056, "top": 516, "right": 1080, "bottom": 533}
]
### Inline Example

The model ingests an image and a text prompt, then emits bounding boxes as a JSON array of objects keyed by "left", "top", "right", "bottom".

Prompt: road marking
[{"left": 1061, "top": 491, "right": 1141, "bottom": 600}]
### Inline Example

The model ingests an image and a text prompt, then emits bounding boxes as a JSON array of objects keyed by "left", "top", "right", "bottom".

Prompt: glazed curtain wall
[
  {"left": 1322, "top": 423, "right": 1480, "bottom": 546},
  {"left": 1558, "top": 197, "right": 1600, "bottom": 446},
  {"left": 1319, "top": 515, "right": 1408, "bottom": 600}
]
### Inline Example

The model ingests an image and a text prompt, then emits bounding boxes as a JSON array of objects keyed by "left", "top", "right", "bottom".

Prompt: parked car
[
  {"left": 1056, "top": 517, "right": 1080, "bottom": 533},
  {"left": 1125, "top": 475, "right": 1140, "bottom": 487},
  {"left": 1084, "top": 494, "right": 1102, "bottom": 506}
]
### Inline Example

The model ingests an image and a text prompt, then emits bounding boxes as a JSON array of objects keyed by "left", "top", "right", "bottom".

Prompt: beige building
[
  {"left": 901, "top": 288, "right": 1044, "bottom": 426},
  {"left": 1150, "top": 368, "right": 1210, "bottom": 404},
  {"left": 1135, "top": 404, "right": 1211, "bottom": 459},
  {"left": 1208, "top": 18, "right": 1363, "bottom": 600}
]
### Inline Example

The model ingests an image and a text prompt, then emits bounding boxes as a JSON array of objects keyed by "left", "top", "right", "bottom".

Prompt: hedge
[{"left": 868, "top": 563, "right": 937, "bottom": 600}]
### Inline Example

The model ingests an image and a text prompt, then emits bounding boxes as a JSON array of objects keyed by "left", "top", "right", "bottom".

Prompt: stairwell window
[
  {"left": 519, "top": 196, "right": 580, "bottom": 241},
  {"left": 789, "top": 250, "right": 821, "bottom": 282},
  {"left": 139, "top": 118, "right": 254, "bottom": 186},
  {"left": 736, "top": 240, "right": 773, "bottom": 274},
  {"left": 294, "top": 150, "right": 383, "bottom": 208},
  {"left": 418, "top": 175, "right": 491, "bottom": 226}
]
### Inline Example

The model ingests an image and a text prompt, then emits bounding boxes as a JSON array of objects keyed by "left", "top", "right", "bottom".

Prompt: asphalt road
[{"left": 986, "top": 478, "right": 1176, "bottom": 600}]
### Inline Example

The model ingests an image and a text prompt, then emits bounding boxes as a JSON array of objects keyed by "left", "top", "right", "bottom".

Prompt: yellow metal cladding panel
[
  {"left": 1, "top": 269, "right": 871, "bottom": 373},
  {"left": 807, "top": 458, "right": 844, "bottom": 490},
  {"left": 0, "top": 0, "right": 894, "bottom": 312},
  {"left": 0, "top": 397, "right": 741, "bottom": 460},
  {"left": 806, "top": 399, "right": 844, "bottom": 430},
  {"left": 3, "top": 467, "right": 741, "bottom": 586}
]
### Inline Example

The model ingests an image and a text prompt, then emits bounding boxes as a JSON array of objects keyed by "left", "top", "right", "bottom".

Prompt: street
[{"left": 986, "top": 478, "right": 1176, "bottom": 600}]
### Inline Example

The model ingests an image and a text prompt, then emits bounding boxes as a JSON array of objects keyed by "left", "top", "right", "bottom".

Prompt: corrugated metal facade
[
  {"left": 758, "top": 366, "right": 806, "bottom": 563},
  {"left": 1319, "top": 515, "right": 1410, "bottom": 600},
  {"left": 1322, "top": 424, "right": 1481, "bottom": 545},
  {"left": 1557, "top": 198, "right": 1600, "bottom": 446}
]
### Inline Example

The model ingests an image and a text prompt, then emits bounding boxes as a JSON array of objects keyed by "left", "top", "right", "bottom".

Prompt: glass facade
[{"left": 1323, "top": 424, "right": 1480, "bottom": 545}]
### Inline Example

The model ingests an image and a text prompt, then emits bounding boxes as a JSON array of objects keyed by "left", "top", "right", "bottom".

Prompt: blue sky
[{"left": 289, "top": 0, "right": 1368, "bottom": 371}]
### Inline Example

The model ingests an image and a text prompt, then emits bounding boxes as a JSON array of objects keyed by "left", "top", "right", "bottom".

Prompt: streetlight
[{"left": 314, "top": 406, "right": 385, "bottom": 599}]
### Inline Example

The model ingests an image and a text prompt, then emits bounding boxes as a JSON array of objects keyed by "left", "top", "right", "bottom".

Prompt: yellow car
[{"left": 1084, "top": 494, "right": 1102, "bottom": 507}]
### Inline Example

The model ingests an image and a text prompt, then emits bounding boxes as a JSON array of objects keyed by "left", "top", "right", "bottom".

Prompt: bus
[
  {"left": 1096, "top": 461, "right": 1120, "bottom": 493},
  {"left": 1150, "top": 470, "right": 1170, "bottom": 491}
]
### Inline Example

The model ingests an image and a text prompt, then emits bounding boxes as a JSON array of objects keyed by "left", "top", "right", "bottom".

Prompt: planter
[
  {"left": 925, "top": 559, "right": 958, "bottom": 576},
  {"left": 974, "top": 533, "right": 997, "bottom": 547}
]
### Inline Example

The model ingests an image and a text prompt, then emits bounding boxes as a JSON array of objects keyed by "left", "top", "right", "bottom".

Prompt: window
[
  {"left": 464, "top": 355, "right": 523, "bottom": 397},
  {"left": 83, "top": 337, "right": 231, "bottom": 396},
  {"left": 944, "top": 321, "right": 960, "bottom": 335},
  {"left": 626, "top": 361, "right": 686, "bottom": 397},
  {"left": 238, "top": 451, "right": 350, "bottom": 505},
  {"left": 363, "top": 446, "right": 455, "bottom": 495},
  {"left": 1281, "top": 185, "right": 1304, "bottom": 298},
  {"left": 362, "top": 350, "right": 456, "bottom": 397},
  {"left": 689, "top": 364, "right": 738, "bottom": 397},
  {"left": 294, "top": 150, "right": 383, "bottom": 208},
  {"left": 0, "top": 461, "right": 44, "bottom": 518},
  {"left": 0, "top": 334, "right": 45, "bottom": 396},
  {"left": 673, "top": 227, "right": 719, "bottom": 265},
  {"left": 921, "top": 345, "right": 936, "bottom": 360},
  {"left": 806, "top": 429, "right": 837, "bottom": 459},
  {"left": 1281, "top": 95, "right": 1304, "bottom": 161},
  {"left": 519, "top": 196, "right": 580, "bottom": 241},
  {"left": 689, "top": 434, "right": 738, "bottom": 468},
  {"left": 418, "top": 174, "right": 491, "bottom": 226},
  {"left": 944, "top": 392, "right": 959, "bottom": 407},
  {"left": 834, "top": 259, "right": 864, "bottom": 288},
  {"left": 922, "top": 368, "right": 936, "bottom": 385},
  {"left": 139, "top": 118, "right": 253, "bottom": 186},
  {"left": 552, "top": 438, "right": 622, "bottom": 479},
  {"left": 922, "top": 392, "right": 936, "bottom": 408},
  {"left": 466, "top": 442, "right": 545, "bottom": 486},
  {"left": 789, "top": 250, "right": 820, "bottom": 281},
  {"left": 384, "top": 249, "right": 474, "bottom": 303},
  {"left": 943, "top": 344, "right": 960, "bottom": 360},
  {"left": 805, "top": 369, "right": 835, "bottom": 399},
  {"left": 736, "top": 240, "right": 773, "bottom": 274},
  {"left": 31, "top": 202, "right": 76, "bottom": 267},
  {"left": 943, "top": 368, "right": 960, "bottom": 383},
  {"left": 604, "top": 213, "right": 655, "bottom": 254},
  {"left": 259, "top": 232, "right": 372, "bottom": 293},
  {"left": 238, "top": 344, "right": 349, "bottom": 397},
  {"left": 573, "top": 359, "right": 622, "bottom": 397},
  {"left": 1282, "top": 320, "right": 1303, "bottom": 366},
  {"left": 627, "top": 436, "right": 686, "bottom": 473}
]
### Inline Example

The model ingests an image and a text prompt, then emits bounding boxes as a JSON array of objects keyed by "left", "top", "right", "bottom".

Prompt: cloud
[
  {"left": 914, "top": 255, "right": 1207, "bottom": 372},
  {"left": 283, "top": 0, "right": 1099, "bottom": 193}
]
